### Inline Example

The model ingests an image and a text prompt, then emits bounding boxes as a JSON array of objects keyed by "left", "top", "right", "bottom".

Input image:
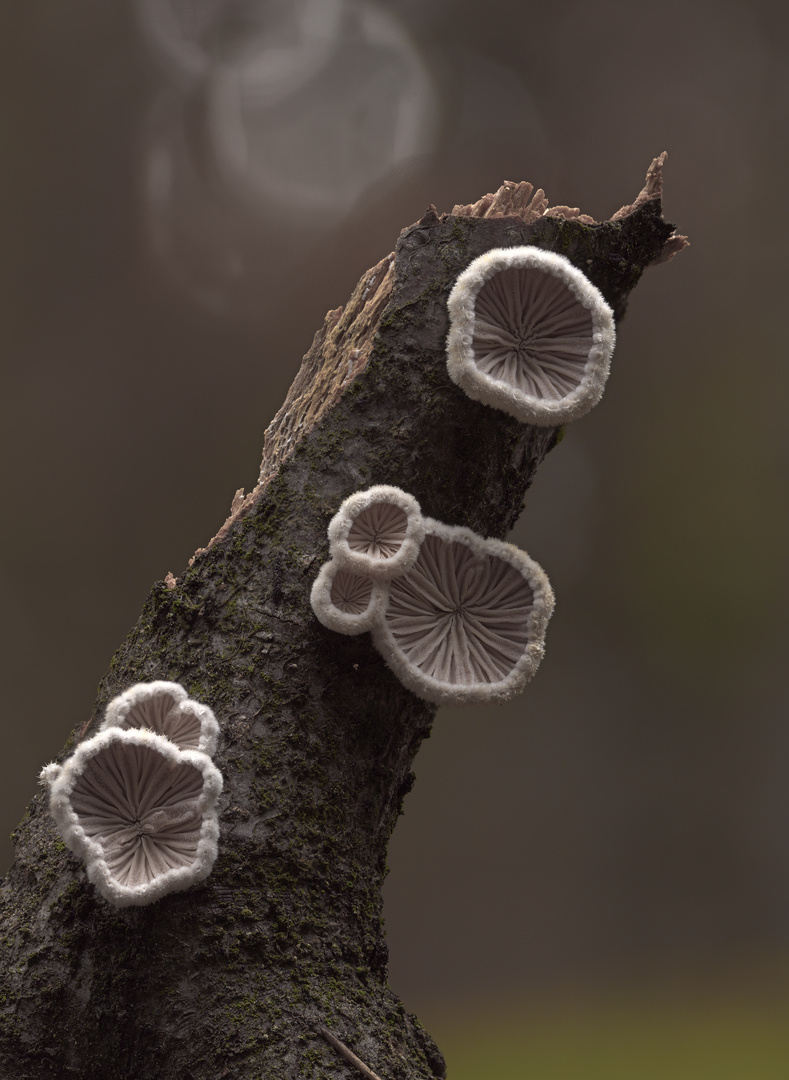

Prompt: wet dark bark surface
[{"left": 0, "top": 162, "right": 683, "bottom": 1080}]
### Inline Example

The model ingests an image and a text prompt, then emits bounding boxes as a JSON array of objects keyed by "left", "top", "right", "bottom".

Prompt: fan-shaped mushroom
[
  {"left": 101, "top": 680, "right": 219, "bottom": 756},
  {"left": 41, "top": 728, "right": 223, "bottom": 907},
  {"left": 371, "top": 520, "right": 554, "bottom": 704},
  {"left": 446, "top": 246, "right": 615, "bottom": 426},
  {"left": 327, "top": 485, "right": 424, "bottom": 580},
  {"left": 310, "top": 559, "right": 388, "bottom": 635}
]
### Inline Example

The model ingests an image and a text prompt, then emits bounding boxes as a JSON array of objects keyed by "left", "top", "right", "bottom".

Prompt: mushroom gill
[
  {"left": 446, "top": 246, "right": 615, "bottom": 426},
  {"left": 372, "top": 522, "right": 554, "bottom": 704},
  {"left": 101, "top": 680, "right": 219, "bottom": 756}
]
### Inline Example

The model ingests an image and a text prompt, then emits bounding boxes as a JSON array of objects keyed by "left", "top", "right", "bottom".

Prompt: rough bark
[{"left": 0, "top": 155, "right": 685, "bottom": 1080}]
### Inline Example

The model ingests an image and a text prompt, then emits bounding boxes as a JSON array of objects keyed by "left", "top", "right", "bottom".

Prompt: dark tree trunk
[{"left": 0, "top": 156, "right": 685, "bottom": 1080}]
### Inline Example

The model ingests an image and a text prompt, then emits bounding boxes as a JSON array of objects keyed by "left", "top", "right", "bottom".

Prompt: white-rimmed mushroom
[
  {"left": 371, "top": 519, "right": 554, "bottom": 704},
  {"left": 310, "top": 559, "right": 389, "bottom": 635},
  {"left": 100, "top": 680, "right": 219, "bottom": 757},
  {"left": 41, "top": 727, "right": 223, "bottom": 907},
  {"left": 446, "top": 246, "right": 616, "bottom": 426},
  {"left": 327, "top": 485, "right": 425, "bottom": 581}
]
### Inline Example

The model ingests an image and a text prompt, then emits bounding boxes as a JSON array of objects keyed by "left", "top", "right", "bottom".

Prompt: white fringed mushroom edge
[
  {"left": 446, "top": 246, "right": 616, "bottom": 426},
  {"left": 327, "top": 485, "right": 425, "bottom": 581},
  {"left": 370, "top": 518, "right": 555, "bottom": 705},
  {"left": 310, "top": 559, "right": 389, "bottom": 635},
  {"left": 100, "top": 679, "right": 220, "bottom": 756},
  {"left": 40, "top": 728, "right": 223, "bottom": 908}
]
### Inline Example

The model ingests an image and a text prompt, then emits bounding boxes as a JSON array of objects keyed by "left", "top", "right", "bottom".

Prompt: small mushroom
[
  {"left": 371, "top": 519, "right": 554, "bottom": 704},
  {"left": 101, "top": 680, "right": 219, "bottom": 756},
  {"left": 327, "top": 485, "right": 425, "bottom": 580},
  {"left": 42, "top": 727, "right": 223, "bottom": 907},
  {"left": 446, "top": 246, "right": 616, "bottom": 426},
  {"left": 310, "top": 559, "right": 388, "bottom": 635}
]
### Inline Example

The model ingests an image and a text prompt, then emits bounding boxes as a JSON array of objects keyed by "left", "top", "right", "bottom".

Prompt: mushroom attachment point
[
  {"left": 446, "top": 246, "right": 616, "bottom": 426},
  {"left": 100, "top": 680, "right": 220, "bottom": 756},
  {"left": 371, "top": 520, "right": 555, "bottom": 705},
  {"left": 327, "top": 485, "right": 425, "bottom": 581},
  {"left": 42, "top": 727, "right": 223, "bottom": 907},
  {"left": 310, "top": 559, "right": 389, "bottom": 635}
]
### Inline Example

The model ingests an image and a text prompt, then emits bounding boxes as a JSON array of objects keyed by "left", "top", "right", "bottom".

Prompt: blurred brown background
[{"left": 2, "top": 0, "right": 788, "bottom": 1073}]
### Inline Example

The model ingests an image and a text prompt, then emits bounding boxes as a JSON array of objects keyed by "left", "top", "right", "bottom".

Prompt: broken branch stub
[{"left": 0, "top": 156, "right": 684, "bottom": 1080}]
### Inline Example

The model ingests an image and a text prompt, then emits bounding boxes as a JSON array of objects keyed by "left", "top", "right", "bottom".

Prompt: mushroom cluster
[
  {"left": 312, "top": 487, "right": 554, "bottom": 704},
  {"left": 40, "top": 682, "right": 223, "bottom": 907},
  {"left": 446, "top": 246, "right": 616, "bottom": 426},
  {"left": 311, "top": 485, "right": 423, "bottom": 635},
  {"left": 37, "top": 247, "right": 613, "bottom": 900}
]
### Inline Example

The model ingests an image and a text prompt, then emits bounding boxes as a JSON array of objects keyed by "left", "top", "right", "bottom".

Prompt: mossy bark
[{"left": 0, "top": 161, "right": 684, "bottom": 1080}]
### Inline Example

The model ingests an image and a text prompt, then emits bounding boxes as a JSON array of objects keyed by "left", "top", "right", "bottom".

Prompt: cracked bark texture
[{"left": 0, "top": 155, "right": 685, "bottom": 1080}]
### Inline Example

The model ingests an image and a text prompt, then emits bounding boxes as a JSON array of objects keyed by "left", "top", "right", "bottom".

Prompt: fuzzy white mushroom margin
[
  {"left": 370, "top": 518, "right": 555, "bottom": 705},
  {"left": 310, "top": 559, "right": 390, "bottom": 635},
  {"left": 446, "top": 246, "right": 616, "bottom": 426},
  {"left": 100, "top": 679, "right": 220, "bottom": 756},
  {"left": 327, "top": 485, "right": 425, "bottom": 581},
  {"left": 40, "top": 727, "right": 223, "bottom": 908}
]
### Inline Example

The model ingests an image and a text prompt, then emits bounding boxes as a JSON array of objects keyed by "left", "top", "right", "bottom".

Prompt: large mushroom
[
  {"left": 371, "top": 519, "right": 555, "bottom": 704},
  {"left": 41, "top": 727, "right": 223, "bottom": 907},
  {"left": 446, "top": 246, "right": 616, "bottom": 426}
]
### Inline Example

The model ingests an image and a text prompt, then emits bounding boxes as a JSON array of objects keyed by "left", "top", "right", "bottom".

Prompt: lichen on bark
[{"left": 0, "top": 156, "right": 685, "bottom": 1080}]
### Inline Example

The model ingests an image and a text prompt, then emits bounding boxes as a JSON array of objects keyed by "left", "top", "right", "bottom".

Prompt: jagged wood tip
[{"left": 186, "top": 152, "right": 685, "bottom": 573}]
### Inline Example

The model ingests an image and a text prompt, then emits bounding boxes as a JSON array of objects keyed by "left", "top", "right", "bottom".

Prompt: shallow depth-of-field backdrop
[{"left": 2, "top": 2, "right": 789, "bottom": 1076}]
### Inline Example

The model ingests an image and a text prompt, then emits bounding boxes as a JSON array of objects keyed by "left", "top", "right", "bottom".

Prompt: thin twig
[{"left": 318, "top": 1026, "right": 384, "bottom": 1080}]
